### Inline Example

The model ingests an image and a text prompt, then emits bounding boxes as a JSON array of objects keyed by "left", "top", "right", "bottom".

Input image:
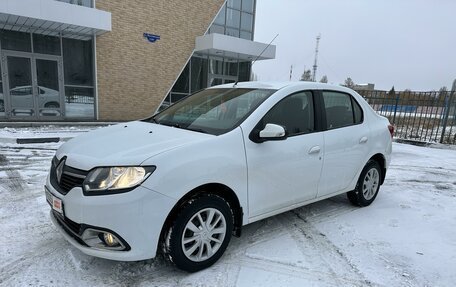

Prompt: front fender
[{"left": 140, "top": 127, "right": 249, "bottom": 224}]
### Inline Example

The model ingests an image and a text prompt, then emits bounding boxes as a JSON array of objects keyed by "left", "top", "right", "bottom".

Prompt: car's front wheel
[
  {"left": 347, "top": 160, "right": 382, "bottom": 206},
  {"left": 165, "top": 194, "right": 233, "bottom": 272}
]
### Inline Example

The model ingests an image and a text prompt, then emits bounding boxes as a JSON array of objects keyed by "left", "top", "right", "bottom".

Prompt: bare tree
[
  {"left": 343, "top": 77, "right": 355, "bottom": 88},
  {"left": 301, "top": 69, "right": 312, "bottom": 81}
]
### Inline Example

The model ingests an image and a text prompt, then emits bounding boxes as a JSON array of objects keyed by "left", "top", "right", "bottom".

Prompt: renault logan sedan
[{"left": 45, "top": 82, "right": 393, "bottom": 272}]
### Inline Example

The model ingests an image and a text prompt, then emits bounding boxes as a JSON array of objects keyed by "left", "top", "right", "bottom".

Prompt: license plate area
[{"left": 45, "top": 187, "right": 64, "bottom": 215}]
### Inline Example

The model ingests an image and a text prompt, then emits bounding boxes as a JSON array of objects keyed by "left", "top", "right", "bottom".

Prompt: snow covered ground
[{"left": 1, "top": 129, "right": 455, "bottom": 286}]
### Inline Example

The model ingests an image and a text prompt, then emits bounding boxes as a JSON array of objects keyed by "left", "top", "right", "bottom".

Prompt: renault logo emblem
[{"left": 56, "top": 158, "right": 65, "bottom": 184}]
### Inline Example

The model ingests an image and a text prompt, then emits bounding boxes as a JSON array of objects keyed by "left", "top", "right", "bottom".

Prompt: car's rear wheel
[
  {"left": 347, "top": 160, "right": 382, "bottom": 207},
  {"left": 44, "top": 102, "right": 60, "bottom": 108},
  {"left": 164, "top": 194, "right": 233, "bottom": 272}
]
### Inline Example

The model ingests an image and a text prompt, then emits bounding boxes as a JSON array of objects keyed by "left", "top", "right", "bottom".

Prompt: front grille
[{"left": 50, "top": 156, "right": 89, "bottom": 195}]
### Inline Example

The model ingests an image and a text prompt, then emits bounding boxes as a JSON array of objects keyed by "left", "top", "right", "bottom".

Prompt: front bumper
[{"left": 45, "top": 175, "right": 176, "bottom": 261}]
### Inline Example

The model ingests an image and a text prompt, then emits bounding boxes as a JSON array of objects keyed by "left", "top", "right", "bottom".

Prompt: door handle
[
  {"left": 359, "top": 136, "right": 368, "bottom": 144},
  {"left": 308, "top": 145, "right": 321, "bottom": 154}
]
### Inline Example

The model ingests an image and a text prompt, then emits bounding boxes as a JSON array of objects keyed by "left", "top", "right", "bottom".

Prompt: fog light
[
  {"left": 82, "top": 228, "right": 127, "bottom": 251},
  {"left": 103, "top": 232, "right": 119, "bottom": 247}
]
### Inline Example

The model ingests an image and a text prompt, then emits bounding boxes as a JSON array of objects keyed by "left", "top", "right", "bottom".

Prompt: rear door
[
  {"left": 317, "top": 90, "right": 369, "bottom": 197},
  {"left": 244, "top": 91, "right": 324, "bottom": 218}
]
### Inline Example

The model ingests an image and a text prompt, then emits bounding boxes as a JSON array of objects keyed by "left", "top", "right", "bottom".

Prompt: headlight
[{"left": 83, "top": 166, "right": 155, "bottom": 194}]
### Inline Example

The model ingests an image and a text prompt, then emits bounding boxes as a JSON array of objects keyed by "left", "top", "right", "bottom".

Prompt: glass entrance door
[
  {"left": 4, "top": 53, "right": 63, "bottom": 119},
  {"left": 7, "top": 56, "right": 34, "bottom": 117}
]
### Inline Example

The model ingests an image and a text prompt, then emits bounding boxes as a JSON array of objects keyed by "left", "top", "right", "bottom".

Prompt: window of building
[
  {"left": 227, "top": 0, "right": 241, "bottom": 10},
  {"left": 209, "top": 24, "right": 225, "bottom": 35},
  {"left": 56, "top": 0, "right": 93, "bottom": 7},
  {"left": 226, "top": 8, "right": 241, "bottom": 29},
  {"left": 226, "top": 27, "right": 240, "bottom": 38},
  {"left": 172, "top": 63, "right": 190, "bottom": 94},
  {"left": 62, "top": 37, "right": 95, "bottom": 118},
  {"left": 209, "top": 58, "right": 224, "bottom": 75},
  {"left": 164, "top": 0, "right": 256, "bottom": 110},
  {"left": 224, "top": 61, "right": 238, "bottom": 76},
  {"left": 63, "top": 38, "right": 93, "bottom": 86},
  {"left": 240, "top": 31, "right": 252, "bottom": 40},
  {"left": 262, "top": 91, "right": 315, "bottom": 136},
  {"left": 33, "top": 34, "right": 61, "bottom": 55},
  {"left": 191, "top": 57, "right": 208, "bottom": 93},
  {"left": 322, "top": 91, "right": 363, "bottom": 129},
  {"left": 240, "top": 12, "right": 253, "bottom": 32},
  {"left": 214, "top": 6, "right": 226, "bottom": 25},
  {"left": 238, "top": 62, "right": 251, "bottom": 82},
  {"left": 64, "top": 86, "right": 94, "bottom": 118},
  {"left": 0, "top": 30, "right": 31, "bottom": 52},
  {"left": 242, "top": 0, "right": 255, "bottom": 13}
]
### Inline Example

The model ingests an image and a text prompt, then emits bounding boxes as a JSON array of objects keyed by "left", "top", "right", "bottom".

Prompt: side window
[
  {"left": 322, "top": 91, "right": 362, "bottom": 129},
  {"left": 262, "top": 91, "right": 314, "bottom": 136},
  {"left": 352, "top": 97, "right": 363, "bottom": 124}
]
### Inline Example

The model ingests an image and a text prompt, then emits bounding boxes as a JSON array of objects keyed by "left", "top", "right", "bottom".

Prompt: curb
[{"left": 0, "top": 136, "right": 74, "bottom": 144}]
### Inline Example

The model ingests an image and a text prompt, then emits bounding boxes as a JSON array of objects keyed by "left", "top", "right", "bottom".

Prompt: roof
[{"left": 209, "top": 81, "right": 354, "bottom": 92}]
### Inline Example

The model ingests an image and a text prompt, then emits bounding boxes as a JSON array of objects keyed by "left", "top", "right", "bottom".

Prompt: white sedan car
[{"left": 45, "top": 82, "right": 393, "bottom": 272}]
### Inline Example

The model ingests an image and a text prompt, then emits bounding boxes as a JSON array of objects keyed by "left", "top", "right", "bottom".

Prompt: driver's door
[{"left": 243, "top": 91, "right": 324, "bottom": 219}]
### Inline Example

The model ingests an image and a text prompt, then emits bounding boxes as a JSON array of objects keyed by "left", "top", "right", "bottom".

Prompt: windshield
[{"left": 146, "top": 88, "right": 277, "bottom": 135}]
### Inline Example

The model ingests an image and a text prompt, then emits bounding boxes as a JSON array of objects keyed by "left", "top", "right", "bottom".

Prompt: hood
[{"left": 56, "top": 121, "right": 212, "bottom": 170}]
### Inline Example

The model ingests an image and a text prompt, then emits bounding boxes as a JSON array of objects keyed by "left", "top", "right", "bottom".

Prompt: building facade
[{"left": 0, "top": 0, "right": 275, "bottom": 122}]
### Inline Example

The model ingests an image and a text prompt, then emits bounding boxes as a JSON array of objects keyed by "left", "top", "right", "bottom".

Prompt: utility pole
[
  {"left": 289, "top": 65, "right": 293, "bottom": 81},
  {"left": 312, "top": 34, "right": 321, "bottom": 82}
]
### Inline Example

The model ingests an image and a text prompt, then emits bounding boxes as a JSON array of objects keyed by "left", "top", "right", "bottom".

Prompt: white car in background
[
  {"left": 0, "top": 86, "right": 60, "bottom": 115},
  {"left": 45, "top": 82, "right": 393, "bottom": 272}
]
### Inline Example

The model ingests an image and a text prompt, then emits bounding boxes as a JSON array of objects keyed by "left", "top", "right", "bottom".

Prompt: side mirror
[{"left": 259, "top": 123, "right": 286, "bottom": 140}]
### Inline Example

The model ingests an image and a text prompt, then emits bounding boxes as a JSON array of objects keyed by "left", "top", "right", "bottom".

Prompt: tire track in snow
[
  {"left": 220, "top": 199, "right": 378, "bottom": 286},
  {"left": 281, "top": 210, "right": 376, "bottom": 287},
  {"left": 0, "top": 153, "right": 26, "bottom": 193},
  {"left": 0, "top": 240, "right": 67, "bottom": 285}
]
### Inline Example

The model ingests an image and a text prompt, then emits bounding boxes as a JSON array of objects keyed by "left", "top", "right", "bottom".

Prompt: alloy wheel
[
  {"left": 362, "top": 168, "right": 379, "bottom": 200},
  {"left": 181, "top": 208, "right": 227, "bottom": 262}
]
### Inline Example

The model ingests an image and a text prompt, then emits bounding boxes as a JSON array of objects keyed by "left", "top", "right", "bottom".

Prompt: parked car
[
  {"left": 0, "top": 86, "right": 60, "bottom": 115},
  {"left": 45, "top": 82, "right": 393, "bottom": 272}
]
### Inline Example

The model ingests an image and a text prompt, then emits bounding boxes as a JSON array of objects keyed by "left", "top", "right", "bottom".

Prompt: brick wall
[{"left": 95, "top": 0, "right": 224, "bottom": 121}]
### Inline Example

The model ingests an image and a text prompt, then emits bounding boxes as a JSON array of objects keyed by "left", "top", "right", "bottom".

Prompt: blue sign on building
[{"left": 143, "top": 33, "right": 160, "bottom": 43}]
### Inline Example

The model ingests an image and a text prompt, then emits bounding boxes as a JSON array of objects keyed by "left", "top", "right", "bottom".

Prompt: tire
[
  {"left": 347, "top": 160, "right": 382, "bottom": 207},
  {"left": 164, "top": 194, "right": 233, "bottom": 272},
  {"left": 44, "top": 102, "right": 60, "bottom": 108}
]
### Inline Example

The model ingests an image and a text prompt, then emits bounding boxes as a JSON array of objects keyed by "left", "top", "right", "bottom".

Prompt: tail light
[{"left": 388, "top": 124, "right": 394, "bottom": 138}]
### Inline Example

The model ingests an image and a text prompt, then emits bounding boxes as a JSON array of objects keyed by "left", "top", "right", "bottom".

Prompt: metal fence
[{"left": 357, "top": 89, "right": 456, "bottom": 144}]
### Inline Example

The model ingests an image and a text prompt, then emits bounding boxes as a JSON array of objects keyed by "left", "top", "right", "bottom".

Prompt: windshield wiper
[
  {"left": 158, "top": 121, "right": 208, "bottom": 134},
  {"left": 183, "top": 127, "right": 208, "bottom": 134}
]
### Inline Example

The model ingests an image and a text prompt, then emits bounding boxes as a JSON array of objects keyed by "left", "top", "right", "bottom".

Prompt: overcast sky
[{"left": 252, "top": 0, "right": 456, "bottom": 91}]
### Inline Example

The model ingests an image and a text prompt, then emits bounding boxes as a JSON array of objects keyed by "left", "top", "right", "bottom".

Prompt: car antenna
[
  {"left": 251, "top": 33, "right": 279, "bottom": 67},
  {"left": 233, "top": 33, "right": 278, "bottom": 88}
]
